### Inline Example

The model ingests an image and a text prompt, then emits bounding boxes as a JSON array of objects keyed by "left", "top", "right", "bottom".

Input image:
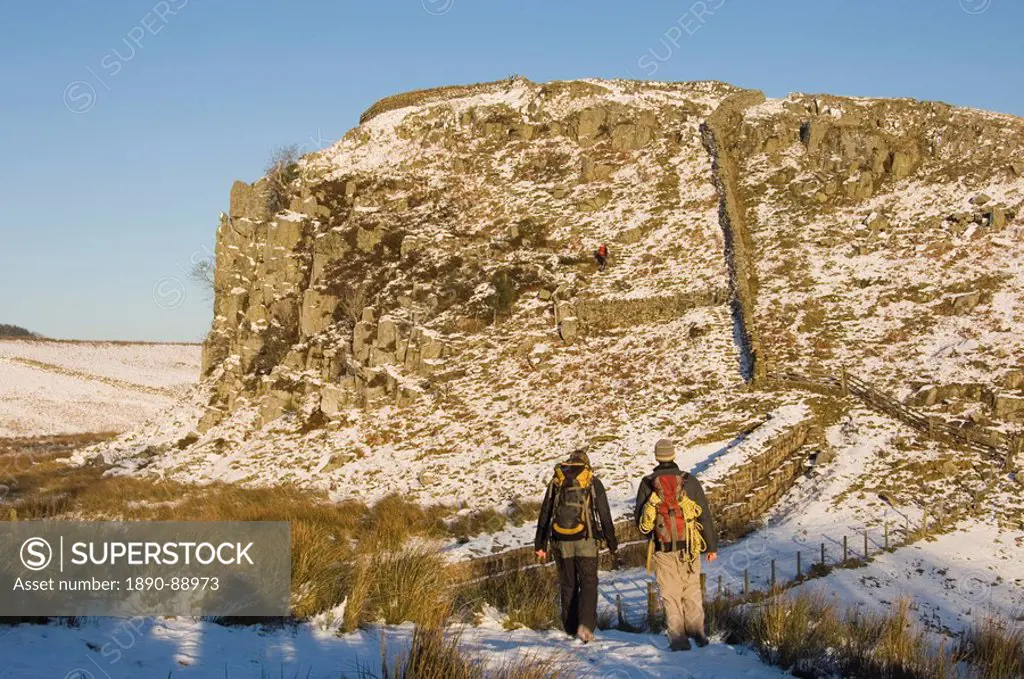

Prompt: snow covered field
[
  {"left": 702, "top": 407, "right": 1023, "bottom": 632},
  {"left": 0, "top": 340, "right": 201, "bottom": 437}
]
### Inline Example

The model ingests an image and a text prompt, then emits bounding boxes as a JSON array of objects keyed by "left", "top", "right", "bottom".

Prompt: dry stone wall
[
  {"left": 700, "top": 91, "right": 769, "bottom": 384},
  {"left": 573, "top": 288, "right": 728, "bottom": 331}
]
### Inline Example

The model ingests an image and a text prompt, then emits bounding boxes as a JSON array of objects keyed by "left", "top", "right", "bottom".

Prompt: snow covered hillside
[
  {"left": 73, "top": 77, "right": 1023, "bottom": 560},
  {"left": 0, "top": 340, "right": 201, "bottom": 436},
  {"left": 733, "top": 95, "right": 1024, "bottom": 428}
]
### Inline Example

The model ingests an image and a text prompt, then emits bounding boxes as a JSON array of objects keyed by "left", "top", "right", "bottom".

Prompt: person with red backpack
[
  {"left": 534, "top": 449, "right": 618, "bottom": 643},
  {"left": 635, "top": 438, "right": 719, "bottom": 651},
  {"left": 594, "top": 243, "right": 609, "bottom": 271}
]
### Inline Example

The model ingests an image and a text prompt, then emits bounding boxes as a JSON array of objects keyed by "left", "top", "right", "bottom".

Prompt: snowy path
[{"left": 0, "top": 615, "right": 793, "bottom": 679}]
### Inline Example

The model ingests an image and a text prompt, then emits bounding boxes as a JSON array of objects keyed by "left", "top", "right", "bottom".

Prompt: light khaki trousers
[{"left": 653, "top": 550, "right": 704, "bottom": 642}]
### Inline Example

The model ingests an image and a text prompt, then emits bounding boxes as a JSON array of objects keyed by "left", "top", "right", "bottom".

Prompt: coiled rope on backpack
[
  {"left": 640, "top": 487, "right": 707, "bottom": 567},
  {"left": 679, "top": 494, "right": 706, "bottom": 564}
]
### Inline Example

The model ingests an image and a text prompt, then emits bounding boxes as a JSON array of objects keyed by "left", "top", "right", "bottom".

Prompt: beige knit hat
[{"left": 654, "top": 438, "right": 675, "bottom": 462}]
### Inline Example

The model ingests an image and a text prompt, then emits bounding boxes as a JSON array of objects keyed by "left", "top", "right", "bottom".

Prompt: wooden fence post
[
  {"left": 922, "top": 508, "right": 929, "bottom": 536},
  {"left": 616, "top": 594, "right": 625, "bottom": 630},
  {"left": 646, "top": 582, "right": 658, "bottom": 629},
  {"left": 718, "top": 574, "right": 724, "bottom": 599},
  {"left": 771, "top": 559, "right": 776, "bottom": 589},
  {"left": 821, "top": 542, "right": 826, "bottom": 566},
  {"left": 796, "top": 551, "right": 802, "bottom": 579},
  {"left": 843, "top": 535, "right": 848, "bottom": 563},
  {"left": 864, "top": 529, "right": 869, "bottom": 560},
  {"left": 884, "top": 522, "right": 889, "bottom": 550},
  {"left": 744, "top": 569, "right": 749, "bottom": 596}
]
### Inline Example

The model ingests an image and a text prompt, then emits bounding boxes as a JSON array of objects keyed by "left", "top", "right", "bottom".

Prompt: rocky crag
[
  {"left": 202, "top": 78, "right": 743, "bottom": 430},
  {"left": 90, "top": 77, "right": 1024, "bottom": 509}
]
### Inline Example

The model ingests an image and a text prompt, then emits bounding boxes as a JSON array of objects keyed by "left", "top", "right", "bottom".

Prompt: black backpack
[{"left": 551, "top": 462, "right": 595, "bottom": 538}]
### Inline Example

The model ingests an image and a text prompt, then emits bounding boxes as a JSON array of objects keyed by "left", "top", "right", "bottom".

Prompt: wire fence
[
  {"left": 632, "top": 516, "right": 934, "bottom": 629},
  {"left": 608, "top": 494, "right": 1008, "bottom": 632}
]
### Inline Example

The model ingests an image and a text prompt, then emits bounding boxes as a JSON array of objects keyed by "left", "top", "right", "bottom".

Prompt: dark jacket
[
  {"left": 534, "top": 464, "right": 618, "bottom": 553},
  {"left": 633, "top": 461, "right": 718, "bottom": 553}
]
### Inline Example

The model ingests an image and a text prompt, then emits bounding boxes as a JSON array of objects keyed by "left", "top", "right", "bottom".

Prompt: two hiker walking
[{"left": 534, "top": 439, "right": 718, "bottom": 650}]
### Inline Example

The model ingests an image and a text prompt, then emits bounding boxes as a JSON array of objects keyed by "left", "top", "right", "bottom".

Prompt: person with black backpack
[
  {"left": 534, "top": 449, "right": 618, "bottom": 643},
  {"left": 635, "top": 438, "right": 719, "bottom": 651}
]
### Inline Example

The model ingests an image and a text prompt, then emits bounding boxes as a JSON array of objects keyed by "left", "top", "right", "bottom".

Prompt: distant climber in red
[{"left": 595, "top": 243, "right": 609, "bottom": 271}]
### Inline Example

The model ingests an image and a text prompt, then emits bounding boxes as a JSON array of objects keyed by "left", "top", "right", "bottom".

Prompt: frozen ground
[
  {"left": 0, "top": 610, "right": 793, "bottom": 679},
  {"left": 0, "top": 340, "right": 199, "bottom": 392},
  {"left": 0, "top": 340, "right": 201, "bottom": 437},
  {"left": 740, "top": 98, "right": 1024, "bottom": 404},
  {"left": 796, "top": 520, "right": 1024, "bottom": 635},
  {"left": 601, "top": 517, "right": 1024, "bottom": 640},
  {"left": 702, "top": 407, "right": 1022, "bottom": 622},
  {"left": 82, "top": 308, "right": 788, "bottom": 512}
]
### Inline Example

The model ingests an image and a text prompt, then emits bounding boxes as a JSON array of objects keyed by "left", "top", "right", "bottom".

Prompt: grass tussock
[
  {"left": 961, "top": 619, "right": 1024, "bottom": 679},
  {"left": 708, "top": 590, "right": 1024, "bottom": 679},
  {"left": 0, "top": 440, "right": 521, "bottom": 621},
  {"left": 507, "top": 500, "right": 543, "bottom": 527},
  {"left": 743, "top": 591, "right": 842, "bottom": 669},
  {"left": 449, "top": 507, "right": 508, "bottom": 542},
  {"left": 368, "top": 545, "right": 450, "bottom": 628},
  {"left": 367, "top": 625, "right": 570, "bottom": 679},
  {"left": 461, "top": 568, "right": 559, "bottom": 631}
]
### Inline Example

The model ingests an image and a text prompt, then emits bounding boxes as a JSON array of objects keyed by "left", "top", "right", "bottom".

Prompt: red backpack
[{"left": 652, "top": 472, "right": 689, "bottom": 550}]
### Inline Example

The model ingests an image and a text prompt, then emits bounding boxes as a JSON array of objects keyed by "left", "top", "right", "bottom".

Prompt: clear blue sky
[{"left": 1, "top": 0, "right": 1021, "bottom": 342}]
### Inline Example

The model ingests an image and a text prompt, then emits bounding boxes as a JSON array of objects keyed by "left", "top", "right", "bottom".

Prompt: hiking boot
[
  {"left": 693, "top": 634, "right": 710, "bottom": 648},
  {"left": 577, "top": 625, "right": 594, "bottom": 644},
  {"left": 669, "top": 637, "right": 692, "bottom": 652}
]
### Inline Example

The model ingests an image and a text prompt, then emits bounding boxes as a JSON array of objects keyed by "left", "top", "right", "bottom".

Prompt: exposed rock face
[
  {"left": 718, "top": 92, "right": 1024, "bottom": 404},
  {"left": 200, "top": 78, "right": 746, "bottom": 431},
  {"left": 198, "top": 76, "right": 1024, "bottom": 446}
]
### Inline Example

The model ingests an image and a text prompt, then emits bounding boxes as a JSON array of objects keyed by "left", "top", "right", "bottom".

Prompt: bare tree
[
  {"left": 189, "top": 258, "right": 216, "bottom": 296},
  {"left": 264, "top": 144, "right": 300, "bottom": 214}
]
